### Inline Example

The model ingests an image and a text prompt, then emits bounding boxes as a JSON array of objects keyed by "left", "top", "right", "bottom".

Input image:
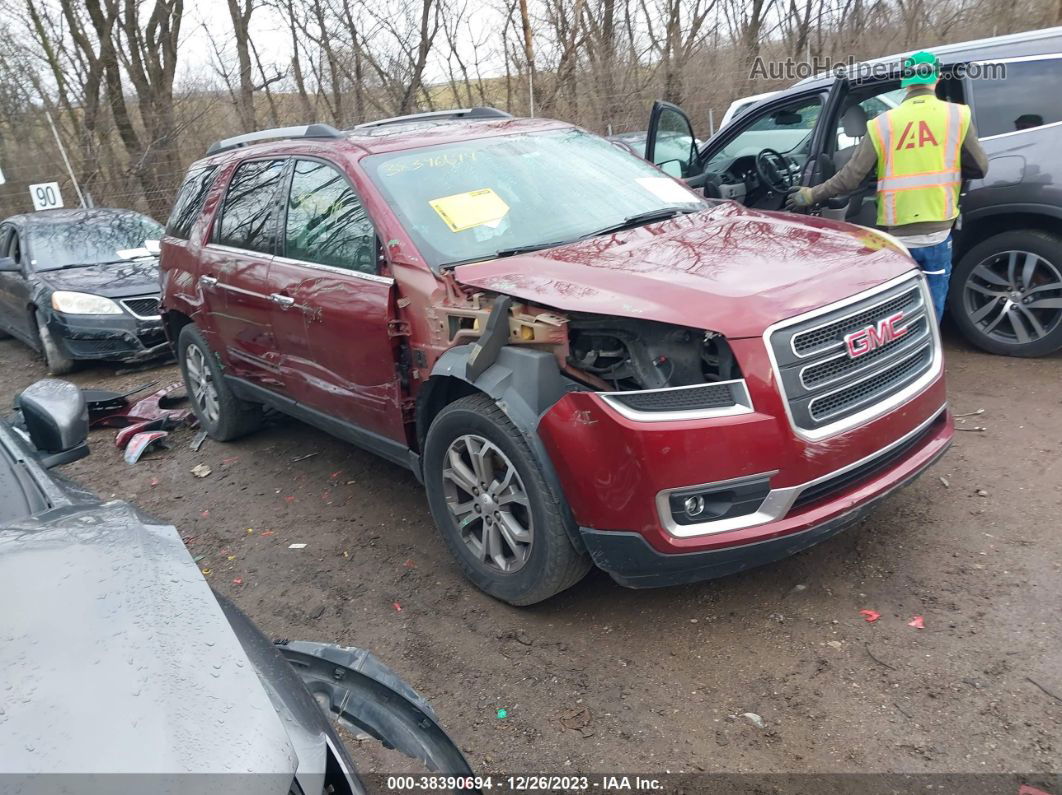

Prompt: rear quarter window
[
  {"left": 166, "top": 164, "right": 218, "bottom": 240},
  {"left": 970, "top": 56, "right": 1062, "bottom": 137}
]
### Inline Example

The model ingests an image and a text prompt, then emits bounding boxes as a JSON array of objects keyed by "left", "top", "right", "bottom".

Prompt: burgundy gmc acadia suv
[{"left": 160, "top": 107, "right": 954, "bottom": 605}]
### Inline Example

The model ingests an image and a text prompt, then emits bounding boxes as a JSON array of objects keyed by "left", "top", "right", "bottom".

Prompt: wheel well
[
  {"left": 956, "top": 213, "right": 1060, "bottom": 260},
  {"left": 162, "top": 310, "right": 193, "bottom": 348},
  {"left": 414, "top": 375, "right": 483, "bottom": 454}
]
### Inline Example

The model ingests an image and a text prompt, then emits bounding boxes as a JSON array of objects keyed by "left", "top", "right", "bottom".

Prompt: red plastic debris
[
  {"left": 330, "top": 470, "right": 342, "bottom": 479},
  {"left": 859, "top": 609, "right": 881, "bottom": 623},
  {"left": 200, "top": 510, "right": 210, "bottom": 518},
  {"left": 392, "top": 602, "right": 402, "bottom": 612},
  {"left": 260, "top": 530, "right": 275, "bottom": 537},
  {"left": 403, "top": 559, "right": 416, "bottom": 568},
  {"left": 232, "top": 577, "right": 243, "bottom": 585},
  {"left": 1018, "top": 785, "right": 1053, "bottom": 795},
  {"left": 907, "top": 616, "right": 925, "bottom": 629},
  {"left": 150, "top": 477, "right": 160, "bottom": 487},
  {"left": 283, "top": 495, "right": 296, "bottom": 504},
  {"left": 222, "top": 456, "right": 239, "bottom": 465}
]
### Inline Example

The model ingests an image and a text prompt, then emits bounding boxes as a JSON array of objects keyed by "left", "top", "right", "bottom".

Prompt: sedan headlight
[{"left": 51, "top": 291, "right": 123, "bottom": 315}]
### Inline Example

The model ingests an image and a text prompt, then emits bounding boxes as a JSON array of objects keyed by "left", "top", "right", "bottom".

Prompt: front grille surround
[{"left": 765, "top": 274, "right": 942, "bottom": 441}]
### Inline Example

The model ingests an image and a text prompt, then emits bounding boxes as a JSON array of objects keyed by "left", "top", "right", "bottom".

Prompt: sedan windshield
[
  {"left": 362, "top": 129, "right": 706, "bottom": 268},
  {"left": 30, "top": 213, "right": 164, "bottom": 271}
]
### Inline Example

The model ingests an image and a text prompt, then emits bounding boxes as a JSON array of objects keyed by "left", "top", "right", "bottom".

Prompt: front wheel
[
  {"left": 949, "top": 230, "right": 1062, "bottom": 357},
  {"left": 35, "top": 311, "right": 74, "bottom": 375},
  {"left": 177, "top": 324, "right": 263, "bottom": 441},
  {"left": 423, "top": 394, "right": 590, "bottom": 606}
]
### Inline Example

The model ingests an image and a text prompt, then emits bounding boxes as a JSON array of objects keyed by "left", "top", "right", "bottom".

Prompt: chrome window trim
[
  {"left": 272, "top": 255, "right": 394, "bottom": 285},
  {"left": 797, "top": 310, "right": 929, "bottom": 392},
  {"left": 203, "top": 242, "right": 272, "bottom": 258},
  {"left": 764, "top": 272, "right": 943, "bottom": 442},
  {"left": 787, "top": 281, "right": 923, "bottom": 360},
  {"left": 657, "top": 404, "right": 947, "bottom": 538},
  {"left": 599, "top": 378, "right": 753, "bottom": 423},
  {"left": 119, "top": 294, "right": 162, "bottom": 320}
]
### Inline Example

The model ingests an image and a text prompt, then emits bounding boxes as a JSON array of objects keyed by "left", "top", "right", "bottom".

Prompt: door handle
[
  {"left": 270, "top": 293, "right": 295, "bottom": 308},
  {"left": 199, "top": 275, "right": 218, "bottom": 287}
]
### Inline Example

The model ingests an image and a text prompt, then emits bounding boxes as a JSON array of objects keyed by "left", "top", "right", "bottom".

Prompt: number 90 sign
[{"left": 29, "top": 182, "right": 64, "bottom": 211}]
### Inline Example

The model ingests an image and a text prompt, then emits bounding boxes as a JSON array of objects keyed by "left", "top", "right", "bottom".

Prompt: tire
[
  {"left": 423, "top": 394, "right": 591, "bottom": 606},
  {"left": 34, "top": 311, "right": 75, "bottom": 375},
  {"left": 177, "top": 324, "right": 263, "bottom": 441},
  {"left": 949, "top": 230, "right": 1062, "bottom": 357}
]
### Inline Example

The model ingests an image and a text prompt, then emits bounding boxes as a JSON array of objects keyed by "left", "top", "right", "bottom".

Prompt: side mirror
[
  {"left": 0, "top": 256, "right": 18, "bottom": 272},
  {"left": 16, "top": 379, "right": 89, "bottom": 467}
]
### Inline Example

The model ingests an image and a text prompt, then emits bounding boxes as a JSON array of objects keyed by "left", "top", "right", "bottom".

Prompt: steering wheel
[{"left": 755, "top": 148, "right": 793, "bottom": 193}]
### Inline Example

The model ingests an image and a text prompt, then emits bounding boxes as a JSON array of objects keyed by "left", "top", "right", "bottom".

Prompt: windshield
[
  {"left": 363, "top": 129, "right": 706, "bottom": 268},
  {"left": 30, "top": 213, "right": 164, "bottom": 270}
]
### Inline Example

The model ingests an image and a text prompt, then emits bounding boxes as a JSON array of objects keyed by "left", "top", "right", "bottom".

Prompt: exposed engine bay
[{"left": 566, "top": 315, "right": 740, "bottom": 391}]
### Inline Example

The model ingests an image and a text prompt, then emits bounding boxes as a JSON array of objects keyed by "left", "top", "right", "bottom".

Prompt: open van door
[
  {"left": 645, "top": 101, "right": 707, "bottom": 188},
  {"left": 804, "top": 76, "right": 851, "bottom": 189}
]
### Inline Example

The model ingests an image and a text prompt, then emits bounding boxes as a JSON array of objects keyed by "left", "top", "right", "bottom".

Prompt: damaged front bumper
[
  {"left": 537, "top": 348, "right": 952, "bottom": 586},
  {"left": 47, "top": 310, "right": 169, "bottom": 363}
]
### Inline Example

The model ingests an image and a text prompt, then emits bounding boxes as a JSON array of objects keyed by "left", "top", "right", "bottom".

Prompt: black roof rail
[
  {"left": 352, "top": 107, "right": 512, "bottom": 130},
  {"left": 206, "top": 123, "right": 343, "bottom": 155}
]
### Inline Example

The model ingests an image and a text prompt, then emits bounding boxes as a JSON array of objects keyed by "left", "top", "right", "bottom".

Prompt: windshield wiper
[
  {"left": 494, "top": 240, "right": 570, "bottom": 258},
  {"left": 581, "top": 206, "right": 699, "bottom": 239}
]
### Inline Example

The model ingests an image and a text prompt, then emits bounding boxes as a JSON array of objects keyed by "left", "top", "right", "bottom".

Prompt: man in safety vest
[{"left": 786, "top": 51, "right": 989, "bottom": 321}]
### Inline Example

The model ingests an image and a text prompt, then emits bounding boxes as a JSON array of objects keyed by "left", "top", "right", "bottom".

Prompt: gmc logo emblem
[{"left": 844, "top": 312, "right": 908, "bottom": 358}]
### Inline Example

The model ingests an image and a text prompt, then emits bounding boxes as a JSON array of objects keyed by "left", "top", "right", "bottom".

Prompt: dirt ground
[{"left": 2, "top": 327, "right": 1060, "bottom": 783}]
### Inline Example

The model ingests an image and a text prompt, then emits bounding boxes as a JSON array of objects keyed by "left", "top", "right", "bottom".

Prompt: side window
[
  {"left": 970, "top": 56, "right": 1062, "bottom": 137},
  {"left": 167, "top": 164, "right": 218, "bottom": 240},
  {"left": 214, "top": 159, "right": 286, "bottom": 254},
  {"left": 651, "top": 107, "right": 697, "bottom": 178},
  {"left": 284, "top": 159, "right": 376, "bottom": 274}
]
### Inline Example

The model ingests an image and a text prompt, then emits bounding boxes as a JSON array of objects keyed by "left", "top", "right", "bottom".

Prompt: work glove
[{"left": 785, "top": 186, "right": 814, "bottom": 211}]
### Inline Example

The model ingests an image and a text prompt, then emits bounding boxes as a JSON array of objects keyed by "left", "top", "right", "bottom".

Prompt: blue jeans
[{"left": 909, "top": 236, "right": 952, "bottom": 322}]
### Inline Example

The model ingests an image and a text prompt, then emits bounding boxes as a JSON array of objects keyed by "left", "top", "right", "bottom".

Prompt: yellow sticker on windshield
[{"left": 429, "top": 188, "right": 510, "bottom": 233}]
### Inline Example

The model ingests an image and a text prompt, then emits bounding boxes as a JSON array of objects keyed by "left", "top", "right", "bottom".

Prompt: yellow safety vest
[{"left": 867, "top": 95, "right": 971, "bottom": 227}]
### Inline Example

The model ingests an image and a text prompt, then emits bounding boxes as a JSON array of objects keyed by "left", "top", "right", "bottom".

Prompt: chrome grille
[
  {"left": 768, "top": 277, "right": 939, "bottom": 437},
  {"left": 120, "top": 296, "right": 161, "bottom": 318}
]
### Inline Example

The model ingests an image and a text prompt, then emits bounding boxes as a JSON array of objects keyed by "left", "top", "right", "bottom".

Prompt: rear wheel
[
  {"left": 177, "top": 324, "right": 263, "bottom": 441},
  {"left": 423, "top": 394, "right": 590, "bottom": 606},
  {"left": 949, "top": 230, "right": 1062, "bottom": 356},
  {"left": 35, "top": 311, "right": 74, "bottom": 375}
]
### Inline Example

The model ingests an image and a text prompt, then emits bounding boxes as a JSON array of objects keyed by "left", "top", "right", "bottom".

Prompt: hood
[
  {"left": 454, "top": 202, "right": 916, "bottom": 338},
  {"left": 37, "top": 257, "right": 160, "bottom": 298},
  {"left": 0, "top": 501, "right": 298, "bottom": 787}
]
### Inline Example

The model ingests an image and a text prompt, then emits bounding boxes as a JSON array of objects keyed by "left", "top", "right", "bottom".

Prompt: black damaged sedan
[{"left": 0, "top": 208, "right": 168, "bottom": 373}]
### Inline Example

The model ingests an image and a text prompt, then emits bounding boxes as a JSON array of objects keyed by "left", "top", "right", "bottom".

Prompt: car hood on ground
[
  {"left": 0, "top": 500, "right": 298, "bottom": 789},
  {"left": 36, "top": 257, "right": 160, "bottom": 298},
  {"left": 453, "top": 202, "right": 915, "bottom": 338}
]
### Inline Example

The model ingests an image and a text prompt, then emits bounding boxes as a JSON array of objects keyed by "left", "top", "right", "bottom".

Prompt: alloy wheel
[
  {"left": 185, "top": 344, "right": 221, "bottom": 425},
  {"left": 441, "top": 434, "right": 533, "bottom": 573},
  {"left": 963, "top": 250, "right": 1062, "bottom": 346}
]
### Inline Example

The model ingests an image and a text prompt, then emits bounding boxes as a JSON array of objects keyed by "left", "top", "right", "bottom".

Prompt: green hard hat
[{"left": 901, "top": 51, "right": 940, "bottom": 87}]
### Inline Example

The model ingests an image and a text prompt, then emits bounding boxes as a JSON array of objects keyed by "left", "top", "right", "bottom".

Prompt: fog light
[{"left": 683, "top": 495, "right": 706, "bottom": 517}]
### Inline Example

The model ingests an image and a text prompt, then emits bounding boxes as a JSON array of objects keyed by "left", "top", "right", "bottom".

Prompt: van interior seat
[{"left": 834, "top": 104, "right": 868, "bottom": 170}]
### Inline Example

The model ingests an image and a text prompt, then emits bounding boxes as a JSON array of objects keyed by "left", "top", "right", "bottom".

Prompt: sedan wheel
[{"left": 442, "top": 433, "right": 533, "bottom": 574}]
